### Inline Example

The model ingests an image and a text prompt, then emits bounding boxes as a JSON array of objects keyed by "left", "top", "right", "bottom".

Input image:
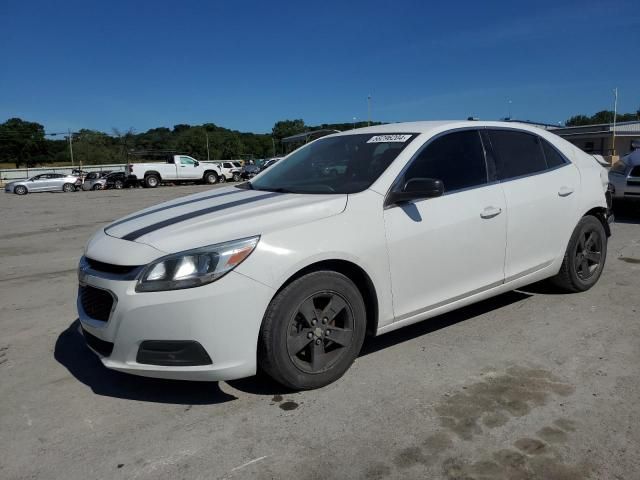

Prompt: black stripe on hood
[
  {"left": 121, "top": 192, "right": 283, "bottom": 241},
  {"left": 106, "top": 188, "right": 244, "bottom": 233}
]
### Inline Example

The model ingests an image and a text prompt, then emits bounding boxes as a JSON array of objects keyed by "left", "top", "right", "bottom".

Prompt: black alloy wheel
[
  {"left": 286, "top": 291, "right": 354, "bottom": 374},
  {"left": 551, "top": 215, "right": 607, "bottom": 292},
  {"left": 574, "top": 228, "right": 603, "bottom": 280},
  {"left": 258, "top": 271, "right": 366, "bottom": 390}
]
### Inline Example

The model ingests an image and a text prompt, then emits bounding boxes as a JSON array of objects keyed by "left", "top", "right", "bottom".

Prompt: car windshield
[{"left": 249, "top": 133, "right": 417, "bottom": 194}]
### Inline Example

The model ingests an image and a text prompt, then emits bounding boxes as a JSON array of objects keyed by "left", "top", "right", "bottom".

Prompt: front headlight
[{"left": 136, "top": 236, "right": 259, "bottom": 292}]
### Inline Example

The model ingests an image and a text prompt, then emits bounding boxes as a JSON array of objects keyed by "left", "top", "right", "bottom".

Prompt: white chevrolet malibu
[{"left": 78, "top": 121, "right": 612, "bottom": 389}]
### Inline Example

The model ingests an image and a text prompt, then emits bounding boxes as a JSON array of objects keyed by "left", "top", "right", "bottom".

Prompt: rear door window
[
  {"left": 403, "top": 130, "right": 488, "bottom": 193},
  {"left": 488, "top": 130, "right": 547, "bottom": 180}
]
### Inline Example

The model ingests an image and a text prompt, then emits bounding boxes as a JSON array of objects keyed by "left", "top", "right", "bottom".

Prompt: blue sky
[{"left": 1, "top": 0, "right": 639, "bottom": 134}]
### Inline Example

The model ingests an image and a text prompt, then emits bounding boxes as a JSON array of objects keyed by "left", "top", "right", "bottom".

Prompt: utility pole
[
  {"left": 68, "top": 128, "right": 74, "bottom": 167},
  {"left": 272, "top": 137, "right": 276, "bottom": 156},
  {"left": 612, "top": 87, "right": 618, "bottom": 158},
  {"left": 205, "top": 132, "right": 210, "bottom": 160},
  {"left": 367, "top": 95, "right": 372, "bottom": 126},
  {"left": 353, "top": 117, "right": 357, "bottom": 129}
]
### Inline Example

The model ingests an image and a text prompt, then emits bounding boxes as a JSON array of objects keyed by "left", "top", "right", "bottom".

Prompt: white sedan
[{"left": 77, "top": 121, "right": 612, "bottom": 389}]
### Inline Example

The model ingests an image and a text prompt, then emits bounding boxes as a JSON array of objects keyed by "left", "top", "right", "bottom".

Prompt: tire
[
  {"left": 232, "top": 173, "right": 241, "bottom": 182},
  {"left": 550, "top": 215, "right": 607, "bottom": 292},
  {"left": 92, "top": 184, "right": 103, "bottom": 190},
  {"left": 258, "top": 271, "right": 367, "bottom": 390},
  {"left": 144, "top": 175, "right": 159, "bottom": 188},
  {"left": 114, "top": 180, "right": 123, "bottom": 189},
  {"left": 219, "top": 175, "right": 226, "bottom": 183},
  {"left": 14, "top": 185, "right": 27, "bottom": 195},
  {"left": 203, "top": 172, "right": 218, "bottom": 184},
  {"left": 62, "top": 183, "right": 75, "bottom": 193}
]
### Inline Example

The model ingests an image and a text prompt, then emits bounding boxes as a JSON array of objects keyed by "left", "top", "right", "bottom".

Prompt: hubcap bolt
[
  {"left": 315, "top": 339, "right": 321, "bottom": 345},
  {"left": 322, "top": 317, "right": 328, "bottom": 324},
  {"left": 326, "top": 330, "right": 331, "bottom": 335},
  {"left": 311, "top": 319, "right": 317, "bottom": 325},
  {"left": 307, "top": 332, "right": 313, "bottom": 339}
]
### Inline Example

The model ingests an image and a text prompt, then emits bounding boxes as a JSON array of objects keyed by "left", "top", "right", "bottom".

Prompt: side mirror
[
  {"left": 194, "top": 161, "right": 200, "bottom": 167},
  {"left": 385, "top": 177, "right": 444, "bottom": 207}
]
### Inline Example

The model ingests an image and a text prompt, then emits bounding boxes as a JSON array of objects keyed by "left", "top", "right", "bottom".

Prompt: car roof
[{"left": 331, "top": 120, "right": 551, "bottom": 137}]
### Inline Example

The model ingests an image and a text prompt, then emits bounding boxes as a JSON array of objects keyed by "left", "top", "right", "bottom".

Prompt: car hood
[{"left": 103, "top": 186, "right": 347, "bottom": 253}]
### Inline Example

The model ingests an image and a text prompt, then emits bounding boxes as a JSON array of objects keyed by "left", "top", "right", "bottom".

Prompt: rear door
[
  {"left": 485, "top": 129, "right": 579, "bottom": 281},
  {"left": 384, "top": 129, "right": 507, "bottom": 321}
]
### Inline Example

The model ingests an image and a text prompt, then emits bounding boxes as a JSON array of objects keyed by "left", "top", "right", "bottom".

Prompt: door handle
[
  {"left": 558, "top": 186, "right": 574, "bottom": 197},
  {"left": 480, "top": 206, "right": 502, "bottom": 219},
  {"left": 180, "top": 165, "right": 186, "bottom": 168}
]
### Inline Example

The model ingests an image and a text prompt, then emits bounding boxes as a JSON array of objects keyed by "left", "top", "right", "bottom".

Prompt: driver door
[
  {"left": 384, "top": 129, "right": 507, "bottom": 322},
  {"left": 28, "top": 175, "right": 48, "bottom": 191},
  {"left": 178, "top": 156, "right": 201, "bottom": 179}
]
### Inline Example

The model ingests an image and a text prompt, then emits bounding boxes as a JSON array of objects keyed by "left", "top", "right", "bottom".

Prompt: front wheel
[
  {"left": 62, "top": 183, "right": 75, "bottom": 193},
  {"left": 258, "top": 271, "right": 367, "bottom": 390},
  {"left": 232, "top": 173, "right": 241, "bottom": 182},
  {"left": 114, "top": 180, "right": 124, "bottom": 189},
  {"left": 14, "top": 185, "right": 27, "bottom": 195},
  {"left": 550, "top": 215, "right": 607, "bottom": 292},
  {"left": 218, "top": 175, "right": 226, "bottom": 183}
]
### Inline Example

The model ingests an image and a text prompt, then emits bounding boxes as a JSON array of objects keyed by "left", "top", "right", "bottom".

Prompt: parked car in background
[
  {"left": 609, "top": 141, "right": 640, "bottom": 202},
  {"left": 82, "top": 171, "right": 112, "bottom": 191},
  {"left": 105, "top": 172, "right": 137, "bottom": 189},
  {"left": 5, "top": 173, "right": 80, "bottom": 195},
  {"left": 128, "top": 155, "right": 222, "bottom": 188},
  {"left": 240, "top": 163, "right": 260, "bottom": 180},
  {"left": 205, "top": 161, "right": 242, "bottom": 182},
  {"left": 261, "top": 158, "right": 281, "bottom": 170},
  {"left": 77, "top": 121, "right": 611, "bottom": 390}
]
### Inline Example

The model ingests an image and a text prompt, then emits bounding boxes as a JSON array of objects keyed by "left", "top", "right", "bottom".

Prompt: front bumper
[{"left": 78, "top": 269, "right": 275, "bottom": 381}]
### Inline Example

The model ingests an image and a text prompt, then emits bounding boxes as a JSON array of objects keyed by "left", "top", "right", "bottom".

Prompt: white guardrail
[{"left": 0, "top": 161, "right": 232, "bottom": 183}]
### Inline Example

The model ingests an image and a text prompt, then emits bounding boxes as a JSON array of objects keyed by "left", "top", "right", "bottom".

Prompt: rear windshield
[{"left": 249, "top": 133, "right": 417, "bottom": 194}]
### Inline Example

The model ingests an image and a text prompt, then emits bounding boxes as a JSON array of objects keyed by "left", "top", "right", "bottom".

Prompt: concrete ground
[{"left": 0, "top": 185, "right": 639, "bottom": 480}]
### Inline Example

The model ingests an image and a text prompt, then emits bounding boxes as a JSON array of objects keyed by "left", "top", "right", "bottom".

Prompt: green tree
[{"left": 0, "top": 118, "right": 46, "bottom": 167}]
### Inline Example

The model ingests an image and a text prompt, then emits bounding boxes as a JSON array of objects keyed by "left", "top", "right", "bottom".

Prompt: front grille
[
  {"left": 85, "top": 257, "right": 139, "bottom": 275},
  {"left": 82, "top": 328, "right": 114, "bottom": 357},
  {"left": 79, "top": 285, "right": 114, "bottom": 322}
]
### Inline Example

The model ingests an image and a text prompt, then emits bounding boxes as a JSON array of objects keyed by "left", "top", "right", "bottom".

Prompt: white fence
[
  {"left": 0, "top": 164, "right": 127, "bottom": 182},
  {"left": 0, "top": 160, "right": 235, "bottom": 183}
]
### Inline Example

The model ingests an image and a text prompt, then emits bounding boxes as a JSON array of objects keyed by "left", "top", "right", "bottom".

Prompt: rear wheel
[
  {"left": 92, "top": 184, "right": 103, "bottom": 190},
  {"left": 550, "top": 215, "right": 607, "bottom": 292},
  {"left": 114, "top": 180, "right": 124, "bottom": 189},
  {"left": 62, "top": 183, "right": 75, "bottom": 193},
  {"left": 144, "top": 175, "right": 159, "bottom": 188},
  {"left": 232, "top": 173, "right": 241, "bottom": 182},
  {"left": 14, "top": 185, "right": 27, "bottom": 195},
  {"left": 204, "top": 172, "right": 218, "bottom": 184},
  {"left": 258, "top": 271, "right": 367, "bottom": 390}
]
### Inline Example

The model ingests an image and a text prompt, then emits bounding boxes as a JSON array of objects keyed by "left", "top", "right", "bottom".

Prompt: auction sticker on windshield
[{"left": 367, "top": 134, "right": 412, "bottom": 143}]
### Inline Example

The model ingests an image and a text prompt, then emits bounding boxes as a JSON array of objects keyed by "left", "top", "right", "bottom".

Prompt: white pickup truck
[{"left": 128, "top": 155, "right": 222, "bottom": 188}]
